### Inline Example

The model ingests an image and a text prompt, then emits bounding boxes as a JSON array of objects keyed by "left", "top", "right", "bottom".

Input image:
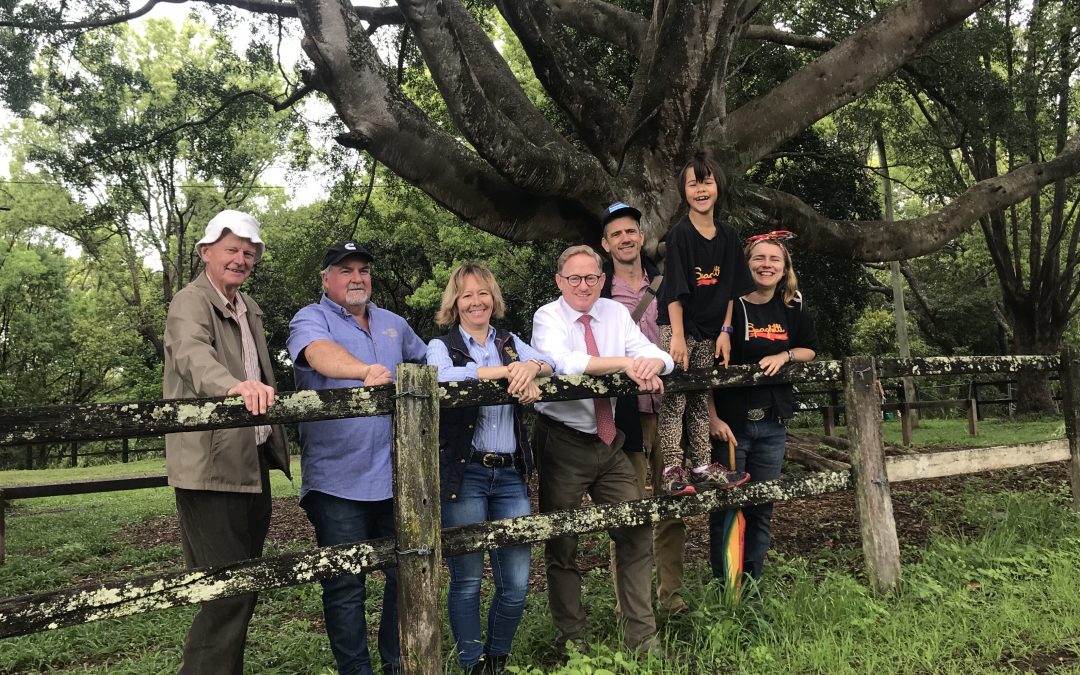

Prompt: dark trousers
[
  {"left": 535, "top": 414, "right": 655, "bottom": 648},
  {"left": 174, "top": 452, "right": 271, "bottom": 675}
]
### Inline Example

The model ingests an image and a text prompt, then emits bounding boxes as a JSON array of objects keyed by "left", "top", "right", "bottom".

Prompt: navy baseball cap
[
  {"left": 322, "top": 241, "right": 374, "bottom": 269},
  {"left": 601, "top": 201, "right": 643, "bottom": 227}
]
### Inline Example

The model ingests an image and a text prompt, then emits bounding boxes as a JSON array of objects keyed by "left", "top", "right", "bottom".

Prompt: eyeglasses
[{"left": 559, "top": 273, "right": 602, "bottom": 288}]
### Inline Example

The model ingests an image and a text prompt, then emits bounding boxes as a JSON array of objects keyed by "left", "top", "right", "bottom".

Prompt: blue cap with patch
[{"left": 602, "top": 201, "right": 642, "bottom": 227}]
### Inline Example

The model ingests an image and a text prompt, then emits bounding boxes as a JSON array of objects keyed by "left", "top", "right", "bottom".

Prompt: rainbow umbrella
[{"left": 719, "top": 437, "right": 746, "bottom": 605}]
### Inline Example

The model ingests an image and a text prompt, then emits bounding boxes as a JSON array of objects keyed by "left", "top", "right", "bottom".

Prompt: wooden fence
[{"left": 0, "top": 351, "right": 1078, "bottom": 675}]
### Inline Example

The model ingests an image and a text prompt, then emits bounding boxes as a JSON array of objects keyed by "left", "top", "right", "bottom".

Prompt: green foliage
[
  {"left": 850, "top": 308, "right": 910, "bottom": 357},
  {"left": 4, "top": 16, "right": 304, "bottom": 375}
]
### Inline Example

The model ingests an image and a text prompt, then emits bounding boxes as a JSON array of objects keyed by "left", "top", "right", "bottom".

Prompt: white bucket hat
[{"left": 197, "top": 210, "right": 265, "bottom": 262}]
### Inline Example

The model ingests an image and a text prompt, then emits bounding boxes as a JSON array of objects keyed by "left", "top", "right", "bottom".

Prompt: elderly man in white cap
[{"left": 163, "top": 209, "right": 291, "bottom": 675}]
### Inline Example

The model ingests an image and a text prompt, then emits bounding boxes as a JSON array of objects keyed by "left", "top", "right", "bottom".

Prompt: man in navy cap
[
  {"left": 599, "top": 201, "right": 689, "bottom": 616},
  {"left": 164, "top": 209, "right": 291, "bottom": 674},
  {"left": 288, "top": 242, "right": 427, "bottom": 675}
]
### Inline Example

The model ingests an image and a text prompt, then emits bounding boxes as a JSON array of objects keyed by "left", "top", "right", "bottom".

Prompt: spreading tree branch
[
  {"left": 747, "top": 131, "right": 1080, "bottom": 261},
  {"left": 741, "top": 24, "right": 835, "bottom": 50},
  {"left": 394, "top": 0, "right": 568, "bottom": 154},
  {"left": 495, "top": 0, "right": 625, "bottom": 169},
  {"left": 297, "top": 0, "right": 601, "bottom": 242},
  {"left": 0, "top": 0, "right": 405, "bottom": 31},
  {"left": 546, "top": 0, "right": 646, "bottom": 54},
  {"left": 623, "top": 0, "right": 747, "bottom": 179},
  {"left": 726, "top": 0, "right": 994, "bottom": 168},
  {"left": 396, "top": 0, "right": 605, "bottom": 197}
]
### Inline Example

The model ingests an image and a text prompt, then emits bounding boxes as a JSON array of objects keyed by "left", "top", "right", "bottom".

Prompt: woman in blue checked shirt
[{"left": 426, "top": 263, "right": 554, "bottom": 675}]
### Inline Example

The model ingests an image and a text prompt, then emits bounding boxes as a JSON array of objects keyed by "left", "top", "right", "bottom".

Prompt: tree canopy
[{"left": 4, "top": 0, "right": 1080, "bottom": 261}]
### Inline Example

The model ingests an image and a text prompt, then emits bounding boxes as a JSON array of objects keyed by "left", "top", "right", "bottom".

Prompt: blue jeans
[
  {"left": 441, "top": 464, "right": 531, "bottom": 667},
  {"left": 709, "top": 419, "right": 787, "bottom": 581},
  {"left": 302, "top": 491, "right": 400, "bottom": 675}
]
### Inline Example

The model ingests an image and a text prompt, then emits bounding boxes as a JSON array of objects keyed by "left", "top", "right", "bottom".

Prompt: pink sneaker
[{"left": 662, "top": 465, "right": 697, "bottom": 496}]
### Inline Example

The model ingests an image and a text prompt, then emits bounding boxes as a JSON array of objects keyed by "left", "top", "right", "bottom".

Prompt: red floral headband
[{"left": 747, "top": 230, "right": 796, "bottom": 244}]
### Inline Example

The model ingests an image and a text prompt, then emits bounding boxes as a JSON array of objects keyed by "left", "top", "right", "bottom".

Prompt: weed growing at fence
[{"left": 2, "top": 458, "right": 1080, "bottom": 673}]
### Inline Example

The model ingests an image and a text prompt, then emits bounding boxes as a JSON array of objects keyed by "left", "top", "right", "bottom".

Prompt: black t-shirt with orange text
[
  {"left": 657, "top": 215, "right": 755, "bottom": 339},
  {"left": 713, "top": 292, "right": 820, "bottom": 430}
]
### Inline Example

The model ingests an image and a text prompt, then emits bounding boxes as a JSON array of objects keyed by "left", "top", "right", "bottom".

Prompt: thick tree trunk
[{"left": 1009, "top": 312, "right": 1060, "bottom": 414}]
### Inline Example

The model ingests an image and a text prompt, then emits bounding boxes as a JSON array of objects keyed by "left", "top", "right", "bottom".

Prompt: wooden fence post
[
  {"left": 966, "top": 399, "right": 979, "bottom": 437},
  {"left": 844, "top": 356, "right": 901, "bottom": 592},
  {"left": 0, "top": 497, "right": 6, "bottom": 565},
  {"left": 900, "top": 400, "right": 913, "bottom": 446},
  {"left": 823, "top": 406, "right": 835, "bottom": 437},
  {"left": 1060, "top": 347, "right": 1080, "bottom": 510},
  {"left": 393, "top": 363, "right": 442, "bottom": 675},
  {"left": 69, "top": 442, "right": 78, "bottom": 468},
  {"left": 122, "top": 438, "right": 129, "bottom": 463}
]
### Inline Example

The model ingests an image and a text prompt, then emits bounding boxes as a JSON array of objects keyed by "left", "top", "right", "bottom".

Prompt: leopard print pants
[{"left": 658, "top": 326, "right": 714, "bottom": 468}]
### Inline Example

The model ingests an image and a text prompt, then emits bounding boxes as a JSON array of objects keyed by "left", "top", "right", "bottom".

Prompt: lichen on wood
[{"left": 2, "top": 356, "right": 1061, "bottom": 447}]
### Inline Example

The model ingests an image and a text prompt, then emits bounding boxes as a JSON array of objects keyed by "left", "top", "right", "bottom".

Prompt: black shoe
[
  {"left": 483, "top": 653, "right": 509, "bottom": 674},
  {"left": 465, "top": 655, "right": 487, "bottom": 675}
]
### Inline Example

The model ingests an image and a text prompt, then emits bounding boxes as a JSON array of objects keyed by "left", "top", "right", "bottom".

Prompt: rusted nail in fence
[{"left": 391, "top": 389, "right": 424, "bottom": 400}]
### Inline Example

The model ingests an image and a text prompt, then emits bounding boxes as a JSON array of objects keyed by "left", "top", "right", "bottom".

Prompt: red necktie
[{"left": 579, "top": 315, "right": 617, "bottom": 445}]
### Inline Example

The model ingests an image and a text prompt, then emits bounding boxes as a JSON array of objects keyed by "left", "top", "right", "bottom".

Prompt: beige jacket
[{"left": 164, "top": 272, "right": 291, "bottom": 492}]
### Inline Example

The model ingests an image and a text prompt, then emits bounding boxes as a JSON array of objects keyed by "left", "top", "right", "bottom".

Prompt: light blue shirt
[
  {"left": 426, "top": 325, "right": 553, "bottom": 454},
  {"left": 288, "top": 296, "right": 427, "bottom": 502}
]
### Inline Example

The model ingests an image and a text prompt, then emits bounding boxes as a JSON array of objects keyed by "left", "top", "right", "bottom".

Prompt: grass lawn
[
  {"left": 790, "top": 414, "right": 1066, "bottom": 448},
  {"left": 2, "top": 418, "right": 1080, "bottom": 673}
]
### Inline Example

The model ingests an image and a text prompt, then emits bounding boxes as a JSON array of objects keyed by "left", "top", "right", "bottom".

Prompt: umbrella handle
[{"left": 727, "top": 437, "right": 736, "bottom": 471}]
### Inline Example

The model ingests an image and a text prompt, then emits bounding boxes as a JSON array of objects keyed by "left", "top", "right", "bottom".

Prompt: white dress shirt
[{"left": 532, "top": 297, "right": 675, "bottom": 434}]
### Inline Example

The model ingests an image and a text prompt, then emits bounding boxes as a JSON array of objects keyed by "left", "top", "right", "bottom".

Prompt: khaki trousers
[
  {"left": 611, "top": 413, "right": 687, "bottom": 612},
  {"left": 535, "top": 414, "right": 655, "bottom": 649}
]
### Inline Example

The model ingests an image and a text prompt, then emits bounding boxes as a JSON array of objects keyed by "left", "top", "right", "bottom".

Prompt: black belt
[{"left": 469, "top": 451, "right": 514, "bottom": 468}]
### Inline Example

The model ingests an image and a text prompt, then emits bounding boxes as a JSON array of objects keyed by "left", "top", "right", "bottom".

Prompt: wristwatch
[
  {"left": 720, "top": 325, "right": 734, "bottom": 334},
  {"left": 787, "top": 350, "right": 796, "bottom": 363}
]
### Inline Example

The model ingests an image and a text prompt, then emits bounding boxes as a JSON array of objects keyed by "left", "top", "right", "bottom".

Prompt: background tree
[
  {"left": 848, "top": 0, "right": 1080, "bottom": 411},
  {"left": 4, "top": 16, "right": 305, "bottom": 358}
]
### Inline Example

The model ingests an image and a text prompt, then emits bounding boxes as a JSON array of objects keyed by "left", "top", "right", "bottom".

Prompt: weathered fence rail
[
  {"left": 0, "top": 351, "right": 1077, "bottom": 675},
  {"left": 0, "top": 470, "right": 852, "bottom": 639}
]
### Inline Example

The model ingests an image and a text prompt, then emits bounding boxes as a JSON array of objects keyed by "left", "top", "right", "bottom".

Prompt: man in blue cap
[{"left": 599, "top": 201, "right": 690, "bottom": 616}]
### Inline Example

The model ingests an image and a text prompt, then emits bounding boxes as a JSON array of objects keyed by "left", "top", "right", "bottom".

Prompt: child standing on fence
[{"left": 658, "top": 151, "right": 755, "bottom": 495}]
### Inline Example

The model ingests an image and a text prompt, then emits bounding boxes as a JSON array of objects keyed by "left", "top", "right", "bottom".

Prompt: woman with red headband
[{"left": 706, "top": 231, "right": 819, "bottom": 585}]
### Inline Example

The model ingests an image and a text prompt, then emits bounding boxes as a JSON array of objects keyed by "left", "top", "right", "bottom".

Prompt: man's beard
[{"left": 344, "top": 288, "right": 369, "bottom": 307}]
